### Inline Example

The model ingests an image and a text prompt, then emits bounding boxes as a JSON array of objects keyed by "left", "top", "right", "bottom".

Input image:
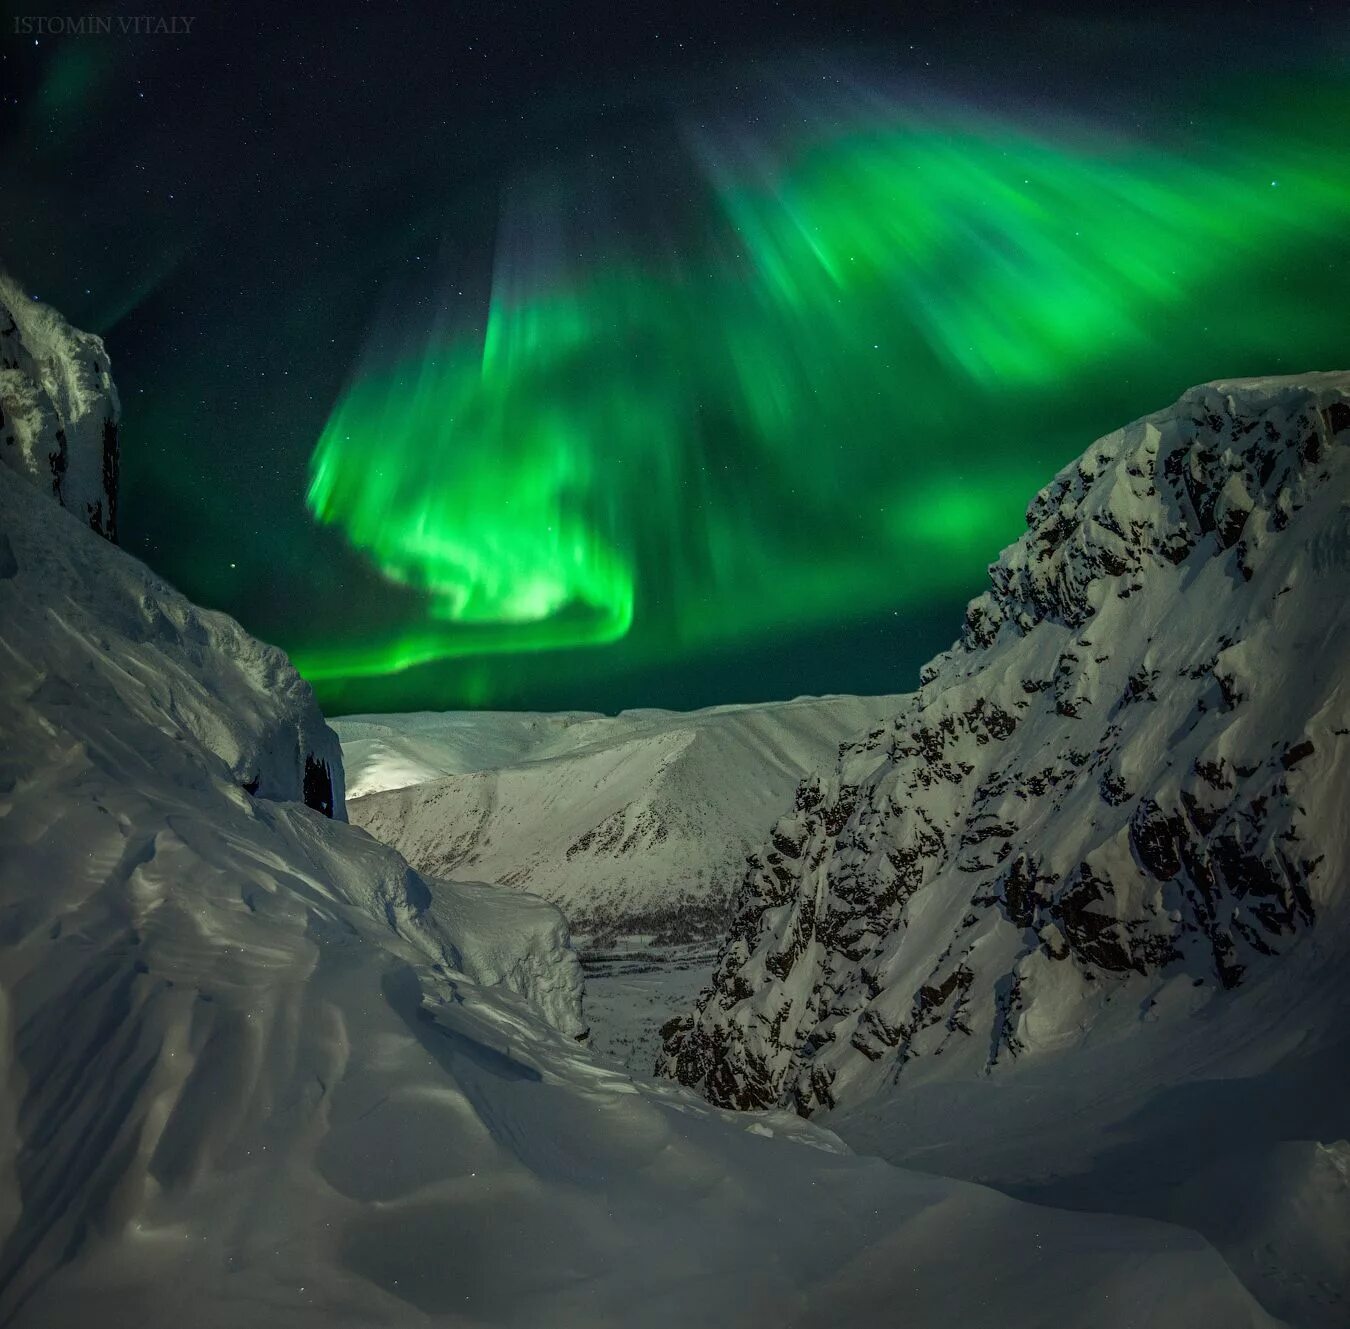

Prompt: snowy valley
[
  {"left": 0, "top": 281, "right": 1344, "bottom": 1328},
  {"left": 337, "top": 695, "right": 905, "bottom": 944},
  {"left": 334, "top": 696, "right": 904, "bottom": 1069}
]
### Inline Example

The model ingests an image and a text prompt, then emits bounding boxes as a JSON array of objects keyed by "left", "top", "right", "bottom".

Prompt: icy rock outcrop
[
  {"left": 0, "top": 273, "right": 120, "bottom": 540},
  {"left": 660, "top": 374, "right": 1350, "bottom": 1114}
]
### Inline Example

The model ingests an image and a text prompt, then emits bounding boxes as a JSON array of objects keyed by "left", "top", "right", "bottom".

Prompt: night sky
[{"left": 3, "top": 1, "right": 1347, "bottom": 714}]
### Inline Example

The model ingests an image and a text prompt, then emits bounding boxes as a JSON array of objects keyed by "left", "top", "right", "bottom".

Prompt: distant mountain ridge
[{"left": 338, "top": 696, "right": 905, "bottom": 943}]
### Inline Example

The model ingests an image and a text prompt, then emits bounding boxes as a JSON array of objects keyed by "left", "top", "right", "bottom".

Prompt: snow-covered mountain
[
  {"left": 338, "top": 696, "right": 904, "bottom": 942},
  {"left": 1, "top": 274, "right": 120, "bottom": 541},
  {"left": 659, "top": 374, "right": 1350, "bottom": 1327},
  {"left": 336, "top": 708, "right": 608, "bottom": 798},
  {"left": 0, "top": 291, "right": 1282, "bottom": 1328}
]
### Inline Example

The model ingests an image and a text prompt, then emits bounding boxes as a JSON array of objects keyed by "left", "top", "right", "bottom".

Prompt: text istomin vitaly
[{"left": 12, "top": 15, "right": 196, "bottom": 36}]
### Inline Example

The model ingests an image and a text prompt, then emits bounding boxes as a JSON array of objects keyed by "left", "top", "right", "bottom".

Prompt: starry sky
[{"left": 3, "top": 0, "right": 1348, "bottom": 714}]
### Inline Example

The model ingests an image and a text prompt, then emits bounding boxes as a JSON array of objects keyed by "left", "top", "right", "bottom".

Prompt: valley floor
[{"left": 578, "top": 940, "right": 719, "bottom": 1075}]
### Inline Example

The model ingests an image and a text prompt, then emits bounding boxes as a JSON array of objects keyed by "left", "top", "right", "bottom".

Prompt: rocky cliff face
[
  {"left": 660, "top": 374, "right": 1349, "bottom": 1114},
  {"left": 0, "top": 273, "right": 120, "bottom": 541}
]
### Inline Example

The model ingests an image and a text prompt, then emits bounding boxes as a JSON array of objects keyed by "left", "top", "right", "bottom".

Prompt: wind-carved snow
[
  {"left": 0, "top": 308, "right": 1284, "bottom": 1327},
  {"left": 0, "top": 273, "right": 120, "bottom": 540},
  {"left": 430, "top": 877, "right": 589, "bottom": 1040},
  {"left": 658, "top": 374, "right": 1350, "bottom": 1328}
]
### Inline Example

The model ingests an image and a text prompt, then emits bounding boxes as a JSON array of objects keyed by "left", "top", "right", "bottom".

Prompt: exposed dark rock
[
  {"left": 1281, "top": 739, "right": 1314, "bottom": 770},
  {"left": 303, "top": 755, "right": 335, "bottom": 818},
  {"left": 49, "top": 427, "right": 68, "bottom": 500}
]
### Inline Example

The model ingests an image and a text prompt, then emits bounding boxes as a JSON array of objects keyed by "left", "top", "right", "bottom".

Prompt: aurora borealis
[
  {"left": 299, "top": 79, "right": 1350, "bottom": 697},
  {"left": 4, "top": 3, "right": 1348, "bottom": 714}
]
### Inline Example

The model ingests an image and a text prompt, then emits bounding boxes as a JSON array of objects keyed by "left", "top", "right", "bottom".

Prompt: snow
[
  {"left": 0, "top": 441, "right": 345, "bottom": 819},
  {"left": 0, "top": 272, "right": 120, "bottom": 539},
  {"left": 581, "top": 941, "right": 718, "bottom": 1073},
  {"left": 335, "top": 709, "right": 607, "bottom": 798},
  {"left": 0, "top": 325, "right": 1283, "bottom": 1326},
  {"left": 429, "top": 877, "right": 588, "bottom": 1040},
  {"left": 832, "top": 1011, "right": 1350, "bottom": 1328},
  {"left": 336, "top": 697, "right": 912, "bottom": 1073}
]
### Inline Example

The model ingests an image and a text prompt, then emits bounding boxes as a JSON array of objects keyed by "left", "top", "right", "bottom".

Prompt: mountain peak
[{"left": 0, "top": 273, "right": 121, "bottom": 541}]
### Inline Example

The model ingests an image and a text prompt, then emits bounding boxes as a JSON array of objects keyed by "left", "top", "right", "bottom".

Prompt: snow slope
[
  {"left": 428, "top": 877, "right": 588, "bottom": 1040},
  {"left": 339, "top": 696, "right": 904, "bottom": 942},
  {"left": 0, "top": 273, "right": 120, "bottom": 541},
  {"left": 660, "top": 374, "right": 1350, "bottom": 1328},
  {"left": 0, "top": 316, "right": 1279, "bottom": 1329}
]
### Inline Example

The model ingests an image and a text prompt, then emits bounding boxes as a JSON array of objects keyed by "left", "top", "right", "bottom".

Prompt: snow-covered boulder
[
  {"left": 661, "top": 374, "right": 1350, "bottom": 1114},
  {"left": 0, "top": 272, "right": 120, "bottom": 540}
]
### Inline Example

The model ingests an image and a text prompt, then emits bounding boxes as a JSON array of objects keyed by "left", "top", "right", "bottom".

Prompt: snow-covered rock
[
  {"left": 0, "top": 401, "right": 345, "bottom": 820},
  {"left": 661, "top": 374, "right": 1349, "bottom": 1115},
  {"left": 339, "top": 695, "right": 904, "bottom": 943},
  {"left": 0, "top": 272, "right": 120, "bottom": 540}
]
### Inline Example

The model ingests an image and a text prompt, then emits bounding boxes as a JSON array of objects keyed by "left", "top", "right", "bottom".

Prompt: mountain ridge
[
  {"left": 340, "top": 693, "right": 906, "bottom": 943},
  {"left": 660, "top": 372, "right": 1349, "bottom": 1115}
]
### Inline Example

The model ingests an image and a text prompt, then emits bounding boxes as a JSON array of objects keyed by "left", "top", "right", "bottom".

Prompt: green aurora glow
[{"left": 298, "top": 84, "right": 1350, "bottom": 698}]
